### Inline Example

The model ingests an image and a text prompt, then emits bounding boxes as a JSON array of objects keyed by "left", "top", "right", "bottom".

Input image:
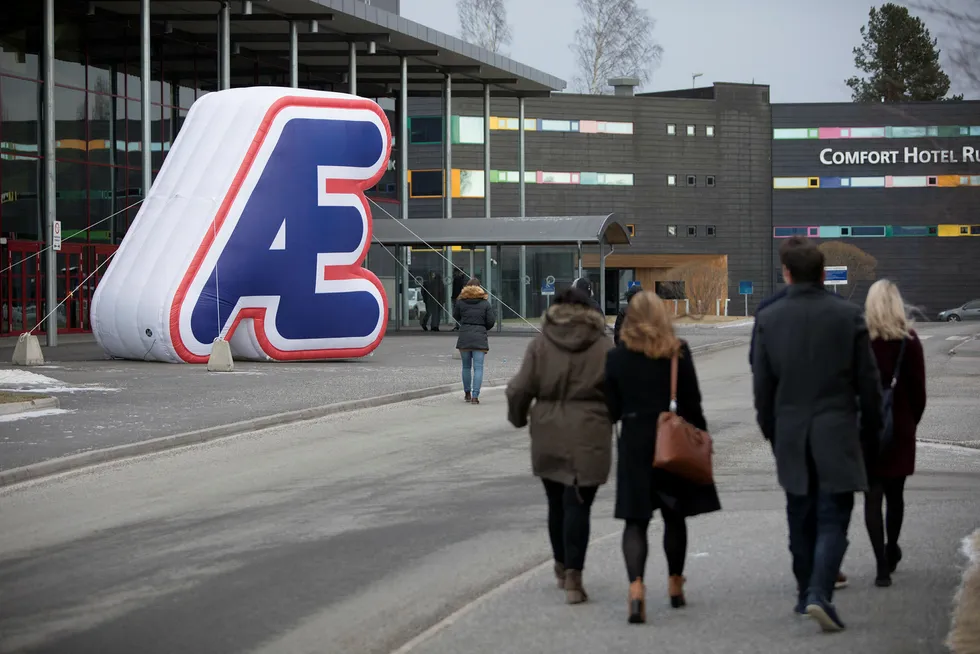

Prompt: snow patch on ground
[
  {"left": 0, "top": 368, "right": 120, "bottom": 392},
  {"left": 0, "top": 408, "right": 73, "bottom": 422}
]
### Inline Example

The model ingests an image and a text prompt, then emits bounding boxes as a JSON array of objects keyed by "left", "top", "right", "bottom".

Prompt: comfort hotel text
[{"left": 819, "top": 145, "right": 979, "bottom": 165}]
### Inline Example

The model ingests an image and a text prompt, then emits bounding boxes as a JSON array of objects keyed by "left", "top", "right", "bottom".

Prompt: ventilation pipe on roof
[{"left": 608, "top": 77, "right": 640, "bottom": 97}]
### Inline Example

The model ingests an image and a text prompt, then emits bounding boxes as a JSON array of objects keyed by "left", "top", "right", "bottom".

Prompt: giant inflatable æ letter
[{"left": 91, "top": 88, "right": 391, "bottom": 363}]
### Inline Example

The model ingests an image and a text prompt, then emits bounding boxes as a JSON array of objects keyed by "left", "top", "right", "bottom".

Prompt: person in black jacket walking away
[
  {"left": 571, "top": 277, "right": 603, "bottom": 315},
  {"left": 421, "top": 271, "right": 446, "bottom": 332},
  {"left": 450, "top": 269, "right": 466, "bottom": 332},
  {"left": 605, "top": 290, "right": 721, "bottom": 624},
  {"left": 614, "top": 283, "right": 643, "bottom": 346},
  {"left": 453, "top": 278, "right": 496, "bottom": 404},
  {"left": 752, "top": 236, "right": 883, "bottom": 633}
]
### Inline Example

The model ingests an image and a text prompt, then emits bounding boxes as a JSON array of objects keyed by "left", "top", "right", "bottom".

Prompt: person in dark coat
[
  {"left": 613, "top": 283, "right": 643, "bottom": 346},
  {"left": 421, "top": 271, "right": 445, "bottom": 332},
  {"left": 605, "top": 290, "right": 721, "bottom": 624},
  {"left": 451, "top": 270, "right": 466, "bottom": 331},
  {"left": 862, "top": 280, "right": 927, "bottom": 587},
  {"left": 571, "top": 277, "right": 604, "bottom": 316},
  {"left": 506, "top": 287, "right": 614, "bottom": 605},
  {"left": 752, "top": 236, "right": 883, "bottom": 632},
  {"left": 453, "top": 278, "right": 496, "bottom": 404}
]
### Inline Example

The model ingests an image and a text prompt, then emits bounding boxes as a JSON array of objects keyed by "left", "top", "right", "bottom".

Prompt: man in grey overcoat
[{"left": 752, "top": 236, "right": 883, "bottom": 633}]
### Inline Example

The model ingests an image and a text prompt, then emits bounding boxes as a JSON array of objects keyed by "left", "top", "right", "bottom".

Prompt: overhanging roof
[
  {"left": 371, "top": 216, "right": 632, "bottom": 247},
  {"left": 75, "top": 0, "right": 566, "bottom": 97}
]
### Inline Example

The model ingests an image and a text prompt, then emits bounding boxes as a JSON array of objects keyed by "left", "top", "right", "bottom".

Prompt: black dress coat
[
  {"left": 605, "top": 341, "right": 722, "bottom": 520},
  {"left": 869, "top": 331, "right": 927, "bottom": 479},
  {"left": 752, "top": 284, "right": 884, "bottom": 496}
]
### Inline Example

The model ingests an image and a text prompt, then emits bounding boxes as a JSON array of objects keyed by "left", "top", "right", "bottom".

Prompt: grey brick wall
[{"left": 772, "top": 102, "right": 980, "bottom": 317}]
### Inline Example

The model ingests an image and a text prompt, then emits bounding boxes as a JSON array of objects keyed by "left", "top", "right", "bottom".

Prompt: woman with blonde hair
[
  {"left": 604, "top": 291, "right": 721, "bottom": 624},
  {"left": 863, "top": 279, "right": 927, "bottom": 587}
]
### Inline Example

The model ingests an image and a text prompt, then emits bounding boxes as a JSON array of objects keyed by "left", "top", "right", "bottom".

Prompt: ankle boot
[
  {"left": 554, "top": 562, "right": 566, "bottom": 589},
  {"left": 668, "top": 575, "right": 686, "bottom": 608},
  {"left": 628, "top": 578, "right": 646, "bottom": 624},
  {"left": 564, "top": 569, "right": 588, "bottom": 604},
  {"left": 887, "top": 544, "right": 903, "bottom": 573}
]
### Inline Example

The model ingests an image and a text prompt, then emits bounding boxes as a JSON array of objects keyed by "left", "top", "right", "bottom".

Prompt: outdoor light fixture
[
  {"left": 309, "top": 20, "right": 319, "bottom": 33},
  {"left": 242, "top": 0, "right": 253, "bottom": 14},
  {"left": 692, "top": 72, "right": 703, "bottom": 87},
  {"left": 368, "top": 40, "right": 377, "bottom": 55},
  {"left": 164, "top": 21, "right": 174, "bottom": 34},
  {"left": 87, "top": 2, "right": 96, "bottom": 16},
  {"left": 233, "top": 43, "right": 241, "bottom": 55}
]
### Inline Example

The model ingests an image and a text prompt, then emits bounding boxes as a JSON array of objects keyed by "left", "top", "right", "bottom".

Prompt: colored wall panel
[
  {"left": 773, "top": 177, "right": 809, "bottom": 189},
  {"left": 819, "top": 226, "right": 843, "bottom": 238},
  {"left": 936, "top": 225, "right": 963, "bottom": 237},
  {"left": 774, "top": 124, "right": 979, "bottom": 140}
]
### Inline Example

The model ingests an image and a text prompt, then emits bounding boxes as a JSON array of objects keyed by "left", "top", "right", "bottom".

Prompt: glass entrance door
[
  {"left": 0, "top": 240, "right": 42, "bottom": 335},
  {"left": 56, "top": 244, "right": 86, "bottom": 332}
]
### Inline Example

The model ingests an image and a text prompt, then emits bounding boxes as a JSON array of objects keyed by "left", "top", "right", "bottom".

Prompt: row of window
[
  {"left": 667, "top": 174, "right": 716, "bottom": 187},
  {"left": 667, "top": 225, "right": 717, "bottom": 237},
  {"left": 773, "top": 225, "right": 980, "bottom": 238},
  {"left": 405, "top": 169, "right": 636, "bottom": 198},
  {"left": 667, "top": 124, "right": 715, "bottom": 137},
  {"left": 773, "top": 174, "right": 980, "bottom": 190}
]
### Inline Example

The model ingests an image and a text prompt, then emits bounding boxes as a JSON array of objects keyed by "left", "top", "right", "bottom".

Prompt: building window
[
  {"left": 687, "top": 226, "right": 698, "bottom": 237},
  {"left": 409, "top": 116, "right": 443, "bottom": 144},
  {"left": 706, "top": 125, "right": 715, "bottom": 137},
  {"left": 667, "top": 174, "right": 677, "bottom": 186},
  {"left": 667, "top": 123, "right": 676, "bottom": 135},
  {"left": 625, "top": 223, "right": 636, "bottom": 237},
  {"left": 687, "top": 175, "right": 696, "bottom": 186},
  {"left": 706, "top": 225, "right": 716, "bottom": 237},
  {"left": 409, "top": 170, "right": 444, "bottom": 197},
  {"left": 706, "top": 175, "right": 716, "bottom": 187},
  {"left": 667, "top": 225, "right": 677, "bottom": 237},
  {"left": 686, "top": 125, "right": 695, "bottom": 136}
]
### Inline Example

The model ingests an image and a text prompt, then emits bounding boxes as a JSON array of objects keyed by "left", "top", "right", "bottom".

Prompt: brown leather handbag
[{"left": 654, "top": 353, "right": 714, "bottom": 485}]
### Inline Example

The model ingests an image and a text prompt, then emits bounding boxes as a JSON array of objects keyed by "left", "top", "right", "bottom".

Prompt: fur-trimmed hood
[
  {"left": 543, "top": 303, "right": 607, "bottom": 353},
  {"left": 458, "top": 284, "right": 489, "bottom": 301}
]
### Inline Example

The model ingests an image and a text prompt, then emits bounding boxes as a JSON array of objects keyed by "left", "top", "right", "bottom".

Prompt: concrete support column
[
  {"left": 518, "top": 97, "right": 527, "bottom": 319},
  {"left": 483, "top": 84, "right": 492, "bottom": 295},
  {"left": 42, "top": 0, "right": 57, "bottom": 346},
  {"left": 399, "top": 56, "right": 409, "bottom": 326},
  {"left": 220, "top": 2, "right": 231, "bottom": 89},
  {"left": 348, "top": 41, "right": 357, "bottom": 96},
  {"left": 140, "top": 0, "right": 152, "bottom": 201},
  {"left": 289, "top": 22, "right": 299, "bottom": 88},
  {"left": 443, "top": 74, "right": 452, "bottom": 323}
]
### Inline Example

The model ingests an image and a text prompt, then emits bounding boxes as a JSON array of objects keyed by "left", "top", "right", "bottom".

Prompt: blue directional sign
[
  {"left": 540, "top": 283, "right": 556, "bottom": 296},
  {"left": 824, "top": 266, "right": 848, "bottom": 286},
  {"left": 627, "top": 280, "right": 642, "bottom": 290},
  {"left": 739, "top": 281, "right": 754, "bottom": 296}
]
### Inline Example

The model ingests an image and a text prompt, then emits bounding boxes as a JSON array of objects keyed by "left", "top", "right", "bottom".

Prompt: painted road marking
[
  {"left": 919, "top": 335, "right": 933, "bottom": 340},
  {"left": 947, "top": 336, "right": 970, "bottom": 341}
]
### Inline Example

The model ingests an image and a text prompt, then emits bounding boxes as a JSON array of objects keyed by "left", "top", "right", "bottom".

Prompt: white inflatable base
[
  {"left": 12, "top": 334, "right": 45, "bottom": 366},
  {"left": 207, "top": 338, "right": 235, "bottom": 372}
]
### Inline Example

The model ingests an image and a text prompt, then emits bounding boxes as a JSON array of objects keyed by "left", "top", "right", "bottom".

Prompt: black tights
[
  {"left": 622, "top": 507, "right": 687, "bottom": 581},
  {"left": 543, "top": 479, "right": 598, "bottom": 570},
  {"left": 864, "top": 476, "right": 906, "bottom": 572}
]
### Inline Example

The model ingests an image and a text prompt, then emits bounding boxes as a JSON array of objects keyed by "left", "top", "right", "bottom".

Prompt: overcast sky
[{"left": 400, "top": 0, "right": 975, "bottom": 103}]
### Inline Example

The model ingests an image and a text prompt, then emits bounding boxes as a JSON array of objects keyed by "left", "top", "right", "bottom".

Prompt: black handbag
[{"left": 879, "top": 337, "right": 907, "bottom": 454}]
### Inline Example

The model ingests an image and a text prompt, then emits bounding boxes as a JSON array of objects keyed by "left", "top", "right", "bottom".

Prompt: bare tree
[
  {"left": 569, "top": 0, "right": 663, "bottom": 94},
  {"left": 908, "top": 0, "right": 980, "bottom": 94},
  {"left": 818, "top": 241, "right": 878, "bottom": 300},
  {"left": 457, "top": 0, "right": 512, "bottom": 54},
  {"left": 666, "top": 261, "right": 728, "bottom": 319}
]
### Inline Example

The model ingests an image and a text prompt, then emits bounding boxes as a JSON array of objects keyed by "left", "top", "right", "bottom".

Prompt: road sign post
[
  {"left": 824, "top": 266, "right": 847, "bottom": 293},
  {"left": 541, "top": 275, "right": 556, "bottom": 308},
  {"left": 739, "top": 281, "right": 753, "bottom": 317}
]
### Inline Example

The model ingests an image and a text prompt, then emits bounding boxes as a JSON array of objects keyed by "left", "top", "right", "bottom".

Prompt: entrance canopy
[{"left": 371, "top": 215, "right": 632, "bottom": 247}]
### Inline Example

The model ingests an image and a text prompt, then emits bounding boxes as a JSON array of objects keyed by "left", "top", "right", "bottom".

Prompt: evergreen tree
[{"left": 846, "top": 3, "right": 963, "bottom": 102}]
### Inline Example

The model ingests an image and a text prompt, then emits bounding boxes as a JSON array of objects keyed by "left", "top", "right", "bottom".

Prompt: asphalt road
[
  {"left": 0, "top": 328, "right": 746, "bottom": 471},
  {"left": 0, "top": 329, "right": 976, "bottom": 654}
]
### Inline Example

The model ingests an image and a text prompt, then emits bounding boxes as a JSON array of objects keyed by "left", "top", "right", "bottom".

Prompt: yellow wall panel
[
  {"left": 937, "top": 175, "right": 961, "bottom": 187},
  {"left": 937, "top": 224, "right": 965, "bottom": 237}
]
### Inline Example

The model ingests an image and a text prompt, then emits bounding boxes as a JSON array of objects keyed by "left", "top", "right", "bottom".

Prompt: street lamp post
[{"left": 692, "top": 72, "right": 703, "bottom": 88}]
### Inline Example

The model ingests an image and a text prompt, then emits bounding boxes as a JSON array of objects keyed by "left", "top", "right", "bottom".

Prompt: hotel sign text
[{"left": 820, "top": 146, "right": 979, "bottom": 165}]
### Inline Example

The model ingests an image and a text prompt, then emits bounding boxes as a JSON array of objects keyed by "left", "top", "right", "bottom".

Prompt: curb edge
[
  {"left": 0, "top": 339, "right": 745, "bottom": 488},
  {"left": 0, "top": 396, "right": 59, "bottom": 417}
]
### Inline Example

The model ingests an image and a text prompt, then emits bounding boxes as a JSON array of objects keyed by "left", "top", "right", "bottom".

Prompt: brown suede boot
[
  {"left": 564, "top": 569, "right": 588, "bottom": 604},
  {"left": 628, "top": 578, "right": 646, "bottom": 624},
  {"left": 554, "top": 562, "right": 566, "bottom": 589},
  {"left": 669, "top": 575, "right": 686, "bottom": 608}
]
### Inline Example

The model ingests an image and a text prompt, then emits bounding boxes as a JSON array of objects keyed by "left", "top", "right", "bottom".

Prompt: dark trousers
[
  {"left": 422, "top": 306, "right": 441, "bottom": 329},
  {"left": 786, "top": 453, "right": 855, "bottom": 603},
  {"left": 542, "top": 479, "right": 598, "bottom": 570}
]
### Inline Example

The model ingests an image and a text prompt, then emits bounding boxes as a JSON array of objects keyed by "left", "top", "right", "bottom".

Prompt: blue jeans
[
  {"left": 460, "top": 350, "right": 486, "bottom": 398},
  {"left": 786, "top": 476, "right": 854, "bottom": 603}
]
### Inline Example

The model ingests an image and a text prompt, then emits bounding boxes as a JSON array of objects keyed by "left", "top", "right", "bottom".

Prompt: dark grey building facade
[
  {"left": 772, "top": 102, "right": 980, "bottom": 316},
  {"left": 391, "top": 82, "right": 773, "bottom": 316}
]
